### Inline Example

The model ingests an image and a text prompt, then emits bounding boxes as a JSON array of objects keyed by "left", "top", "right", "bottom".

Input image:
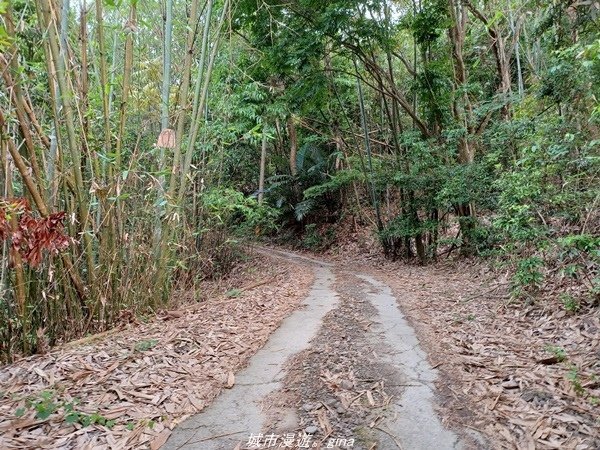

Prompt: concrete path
[
  {"left": 163, "top": 255, "right": 337, "bottom": 450},
  {"left": 358, "top": 275, "right": 461, "bottom": 449},
  {"left": 163, "top": 251, "right": 467, "bottom": 450}
]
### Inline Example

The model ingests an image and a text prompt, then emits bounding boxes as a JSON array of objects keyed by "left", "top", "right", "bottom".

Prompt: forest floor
[
  {"left": 163, "top": 248, "right": 478, "bottom": 450},
  {"left": 1, "top": 246, "right": 599, "bottom": 449},
  {"left": 162, "top": 247, "right": 599, "bottom": 450},
  {"left": 0, "top": 251, "right": 315, "bottom": 449},
  {"left": 344, "top": 259, "right": 599, "bottom": 450}
]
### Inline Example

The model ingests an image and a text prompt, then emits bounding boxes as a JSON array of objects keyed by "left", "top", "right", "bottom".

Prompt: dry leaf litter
[
  {"left": 370, "top": 260, "right": 600, "bottom": 450},
  {"left": 0, "top": 254, "right": 314, "bottom": 450}
]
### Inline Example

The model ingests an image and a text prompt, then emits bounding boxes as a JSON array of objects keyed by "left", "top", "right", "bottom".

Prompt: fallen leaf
[
  {"left": 225, "top": 371, "right": 235, "bottom": 388},
  {"left": 150, "top": 429, "right": 171, "bottom": 450}
]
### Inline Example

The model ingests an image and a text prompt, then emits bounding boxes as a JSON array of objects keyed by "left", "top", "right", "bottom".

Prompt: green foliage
[
  {"left": 303, "top": 169, "right": 364, "bottom": 200},
  {"left": 380, "top": 214, "right": 437, "bottom": 241},
  {"left": 134, "top": 339, "right": 158, "bottom": 352},
  {"left": 560, "top": 293, "right": 580, "bottom": 313},
  {"left": 545, "top": 345, "right": 567, "bottom": 362},
  {"left": 202, "top": 188, "right": 280, "bottom": 236},
  {"left": 558, "top": 234, "right": 600, "bottom": 255},
  {"left": 17, "top": 392, "right": 116, "bottom": 428},
  {"left": 417, "top": 61, "right": 453, "bottom": 126},
  {"left": 567, "top": 366, "right": 585, "bottom": 396},
  {"left": 409, "top": 0, "right": 450, "bottom": 45},
  {"left": 64, "top": 407, "right": 115, "bottom": 429},
  {"left": 494, "top": 154, "right": 545, "bottom": 241},
  {"left": 225, "top": 288, "right": 242, "bottom": 298},
  {"left": 512, "top": 256, "right": 545, "bottom": 297},
  {"left": 435, "top": 163, "right": 496, "bottom": 211},
  {"left": 28, "top": 390, "right": 59, "bottom": 420},
  {"left": 0, "top": 2, "right": 9, "bottom": 50},
  {"left": 301, "top": 223, "right": 335, "bottom": 250},
  {"left": 302, "top": 224, "right": 322, "bottom": 249},
  {"left": 3, "top": 0, "right": 600, "bottom": 363},
  {"left": 262, "top": 139, "right": 340, "bottom": 227}
]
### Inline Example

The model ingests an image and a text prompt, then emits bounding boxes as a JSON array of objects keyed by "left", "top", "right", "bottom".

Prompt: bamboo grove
[
  {"left": 0, "top": 0, "right": 229, "bottom": 359},
  {"left": 1, "top": 0, "right": 599, "bottom": 359}
]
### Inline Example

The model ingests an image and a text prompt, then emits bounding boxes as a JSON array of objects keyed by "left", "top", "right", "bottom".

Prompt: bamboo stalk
[
  {"left": 2, "top": 7, "right": 46, "bottom": 189},
  {"left": 0, "top": 109, "right": 87, "bottom": 309},
  {"left": 160, "top": 0, "right": 173, "bottom": 132},
  {"left": 114, "top": 2, "right": 136, "bottom": 172},
  {"left": 79, "top": 3, "right": 99, "bottom": 178},
  {"left": 179, "top": 0, "right": 230, "bottom": 203},
  {"left": 6, "top": 174, "right": 29, "bottom": 354},
  {"left": 35, "top": 4, "right": 63, "bottom": 207},
  {"left": 185, "top": 0, "right": 214, "bottom": 155},
  {"left": 37, "top": 0, "right": 96, "bottom": 286},
  {"left": 155, "top": 0, "right": 174, "bottom": 256},
  {"left": 354, "top": 59, "right": 383, "bottom": 232},
  {"left": 0, "top": 118, "right": 28, "bottom": 353},
  {"left": 95, "top": 0, "right": 112, "bottom": 181},
  {"left": 156, "top": 0, "right": 203, "bottom": 299}
]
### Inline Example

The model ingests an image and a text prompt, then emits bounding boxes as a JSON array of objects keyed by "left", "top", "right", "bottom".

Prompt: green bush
[
  {"left": 202, "top": 187, "right": 281, "bottom": 236},
  {"left": 512, "top": 256, "right": 545, "bottom": 298}
]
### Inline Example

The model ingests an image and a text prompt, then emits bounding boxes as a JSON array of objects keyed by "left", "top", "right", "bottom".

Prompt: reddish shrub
[{"left": 0, "top": 198, "right": 71, "bottom": 267}]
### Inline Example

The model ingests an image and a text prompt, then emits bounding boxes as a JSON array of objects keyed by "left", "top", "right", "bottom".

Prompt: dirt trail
[{"left": 164, "top": 249, "right": 481, "bottom": 450}]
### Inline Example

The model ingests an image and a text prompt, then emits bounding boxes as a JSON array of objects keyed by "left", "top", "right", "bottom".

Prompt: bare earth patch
[{"left": 0, "top": 252, "right": 314, "bottom": 450}]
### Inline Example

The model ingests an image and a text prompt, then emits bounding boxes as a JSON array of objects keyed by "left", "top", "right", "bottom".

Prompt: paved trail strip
[{"left": 164, "top": 250, "right": 468, "bottom": 450}]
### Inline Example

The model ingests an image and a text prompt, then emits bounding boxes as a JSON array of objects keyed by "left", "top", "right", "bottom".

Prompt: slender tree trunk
[
  {"left": 169, "top": 0, "right": 201, "bottom": 195},
  {"left": 465, "top": 0, "right": 512, "bottom": 116},
  {"left": 258, "top": 125, "right": 267, "bottom": 204},
  {"left": 0, "top": 109, "right": 87, "bottom": 307},
  {"left": 108, "top": 32, "right": 119, "bottom": 122},
  {"left": 95, "top": 0, "right": 111, "bottom": 180},
  {"left": 0, "top": 138, "right": 9, "bottom": 323},
  {"left": 508, "top": 3, "right": 524, "bottom": 97},
  {"left": 0, "top": 116, "right": 28, "bottom": 353},
  {"left": 155, "top": 0, "right": 174, "bottom": 255},
  {"left": 187, "top": 0, "right": 214, "bottom": 142},
  {"left": 179, "top": 0, "right": 228, "bottom": 203},
  {"left": 115, "top": 2, "right": 136, "bottom": 172},
  {"left": 287, "top": 116, "right": 298, "bottom": 177},
  {"left": 448, "top": 0, "right": 478, "bottom": 246},
  {"left": 92, "top": 0, "right": 116, "bottom": 285},
  {"left": 36, "top": 5, "right": 62, "bottom": 207},
  {"left": 354, "top": 60, "right": 384, "bottom": 232},
  {"left": 37, "top": 0, "right": 95, "bottom": 287},
  {"left": 7, "top": 178, "right": 28, "bottom": 353},
  {"left": 160, "top": 0, "right": 173, "bottom": 132},
  {"left": 79, "top": 4, "right": 98, "bottom": 179},
  {"left": 3, "top": 7, "right": 45, "bottom": 190},
  {"left": 156, "top": 0, "right": 201, "bottom": 299}
]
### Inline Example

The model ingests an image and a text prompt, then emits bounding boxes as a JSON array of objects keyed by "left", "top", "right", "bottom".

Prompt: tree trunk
[
  {"left": 95, "top": 0, "right": 111, "bottom": 181},
  {"left": 258, "top": 125, "right": 267, "bottom": 204},
  {"left": 355, "top": 60, "right": 384, "bottom": 232},
  {"left": 115, "top": 2, "right": 136, "bottom": 171},
  {"left": 287, "top": 116, "right": 298, "bottom": 177},
  {"left": 464, "top": 0, "right": 512, "bottom": 117},
  {"left": 157, "top": 0, "right": 201, "bottom": 299},
  {"left": 160, "top": 0, "right": 173, "bottom": 132},
  {"left": 180, "top": 0, "right": 229, "bottom": 203}
]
